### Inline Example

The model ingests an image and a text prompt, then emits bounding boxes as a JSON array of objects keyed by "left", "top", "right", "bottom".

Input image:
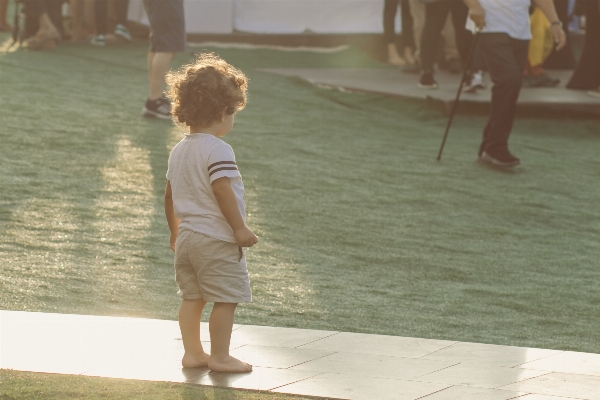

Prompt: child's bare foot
[
  {"left": 209, "top": 355, "right": 252, "bottom": 372},
  {"left": 182, "top": 351, "right": 210, "bottom": 368}
]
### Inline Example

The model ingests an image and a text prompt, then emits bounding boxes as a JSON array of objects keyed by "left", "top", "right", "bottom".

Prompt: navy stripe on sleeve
[
  {"left": 209, "top": 166, "right": 239, "bottom": 177},
  {"left": 208, "top": 161, "right": 236, "bottom": 171}
]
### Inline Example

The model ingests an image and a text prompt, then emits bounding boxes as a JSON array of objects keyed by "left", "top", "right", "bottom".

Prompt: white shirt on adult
[
  {"left": 166, "top": 133, "right": 245, "bottom": 244},
  {"left": 466, "top": 0, "right": 532, "bottom": 40}
]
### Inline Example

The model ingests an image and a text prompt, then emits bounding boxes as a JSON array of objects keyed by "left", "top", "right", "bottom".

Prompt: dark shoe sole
[
  {"left": 141, "top": 107, "right": 171, "bottom": 120},
  {"left": 477, "top": 152, "right": 520, "bottom": 168}
]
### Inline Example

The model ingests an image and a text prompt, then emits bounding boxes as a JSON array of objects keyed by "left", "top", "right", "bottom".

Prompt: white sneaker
[
  {"left": 90, "top": 34, "right": 106, "bottom": 46},
  {"left": 114, "top": 24, "right": 132, "bottom": 41},
  {"left": 464, "top": 71, "right": 485, "bottom": 93}
]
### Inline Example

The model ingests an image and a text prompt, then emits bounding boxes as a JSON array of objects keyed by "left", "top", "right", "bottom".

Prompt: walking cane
[{"left": 436, "top": 30, "right": 481, "bottom": 161}]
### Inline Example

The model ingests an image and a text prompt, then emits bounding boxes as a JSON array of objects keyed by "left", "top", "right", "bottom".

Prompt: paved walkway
[
  {"left": 260, "top": 68, "right": 600, "bottom": 116},
  {"left": 1, "top": 310, "right": 599, "bottom": 399}
]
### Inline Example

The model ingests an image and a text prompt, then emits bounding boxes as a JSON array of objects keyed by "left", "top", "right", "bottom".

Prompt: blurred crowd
[
  {"left": 3, "top": 0, "right": 132, "bottom": 50},
  {"left": 384, "top": 0, "right": 600, "bottom": 97}
]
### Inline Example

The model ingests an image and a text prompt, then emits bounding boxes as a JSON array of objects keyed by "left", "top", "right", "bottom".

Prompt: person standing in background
[
  {"left": 418, "top": 0, "right": 473, "bottom": 89},
  {"left": 383, "top": 0, "right": 417, "bottom": 66},
  {"left": 567, "top": 0, "right": 600, "bottom": 97},
  {"left": 464, "top": 0, "right": 566, "bottom": 168},
  {"left": 0, "top": 0, "right": 12, "bottom": 32},
  {"left": 90, "top": 0, "right": 132, "bottom": 46},
  {"left": 141, "top": 0, "right": 185, "bottom": 119}
]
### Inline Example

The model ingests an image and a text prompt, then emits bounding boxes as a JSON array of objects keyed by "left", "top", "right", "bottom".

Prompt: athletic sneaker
[
  {"left": 419, "top": 70, "right": 438, "bottom": 89},
  {"left": 464, "top": 71, "right": 485, "bottom": 93},
  {"left": 114, "top": 24, "right": 132, "bottom": 41},
  {"left": 90, "top": 34, "right": 106, "bottom": 46},
  {"left": 478, "top": 147, "right": 520, "bottom": 168},
  {"left": 142, "top": 96, "right": 171, "bottom": 119}
]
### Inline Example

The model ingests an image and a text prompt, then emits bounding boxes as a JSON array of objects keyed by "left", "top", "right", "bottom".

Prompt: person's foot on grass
[
  {"left": 477, "top": 146, "right": 520, "bottom": 168},
  {"left": 142, "top": 96, "right": 171, "bottom": 119},
  {"left": 114, "top": 24, "right": 132, "bottom": 41},
  {"left": 90, "top": 34, "right": 106, "bottom": 46},
  {"left": 209, "top": 355, "right": 252, "bottom": 373},
  {"left": 22, "top": 28, "right": 60, "bottom": 50},
  {"left": 182, "top": 350, "right": 210, "bottom": 368}
]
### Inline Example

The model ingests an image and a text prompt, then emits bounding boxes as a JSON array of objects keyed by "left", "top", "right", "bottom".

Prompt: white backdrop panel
[
  {"left": 128, "top": 0, "right": 390, "bottom": 34},
  {"left": 234, "top": 0, "right": 385, "bottom": 34},
  {"left": 128, "top": 0, "right": 234, "bottom": 34}
]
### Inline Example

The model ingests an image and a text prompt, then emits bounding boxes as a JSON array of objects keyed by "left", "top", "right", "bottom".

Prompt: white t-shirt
[
  {"left": 466, "top": 0, "right": 532, "bottom": 40},
  {"left": 166, "top": 133, "right": 245, "bottom": 244}
]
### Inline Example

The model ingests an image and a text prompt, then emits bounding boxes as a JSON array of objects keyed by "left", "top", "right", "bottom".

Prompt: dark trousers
[
  {"left": 22, "top": 0, "right": 64, "bottom": 39},
  {"left": 94, "top": 0, "right": 129, "bottom": 35},
  {"left": 479, "top": 33, "right": 529, "bottom": 154},
  {"left": 567, "top": 0, "right": 600, "bottom": 90},
  {"left": 383, "top": 0, "right": 415, "bottom": 51},
  {"left": 420, "top": 0, "right": 472, "bottom": 72}
]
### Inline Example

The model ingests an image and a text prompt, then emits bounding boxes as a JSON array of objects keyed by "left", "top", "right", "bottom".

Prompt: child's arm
[
  {"left": 164, "top": 181, "right": 180, "bottom": 251},
  {"left": 211, "top": 177, "right": 258, "bottom": 247}
]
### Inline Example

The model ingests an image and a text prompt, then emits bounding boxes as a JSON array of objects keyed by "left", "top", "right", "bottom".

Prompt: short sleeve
[{"left": 207, "top": 141, "right": 241, "bottom": 183}]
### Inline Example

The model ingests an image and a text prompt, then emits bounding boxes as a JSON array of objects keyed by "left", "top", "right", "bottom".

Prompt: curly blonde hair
[{"left": 166, "top": 53, "right": 248, "bottom": 128}]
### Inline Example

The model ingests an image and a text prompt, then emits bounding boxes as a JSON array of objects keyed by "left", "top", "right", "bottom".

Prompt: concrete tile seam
[
  {"left": 292, "top": 331, "right": 341, "bottom": 349},
  {"left": 413, "top": 341, "right": 461, "bottom": 359},
  {"left": 283, "top": 351, "right": 341, "bottom": 369},
  {"left": 510, "top": 351, "right": 567, "bottom": 368},
  {"left": 489, "top": 371, "right": 554, "bottom": 390},
  {"left": 266, "top": 371, "right": 328, "bottom": 393},
  {"left": 412, "top": 384, "right": 454, "bottom": 400},
  {"left": 407, "top": 361, "right": 463, "bottom": 380}
]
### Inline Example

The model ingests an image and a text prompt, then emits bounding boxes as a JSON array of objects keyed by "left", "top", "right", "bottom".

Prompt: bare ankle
[
  {"left": 182, "top": 350, "right": 210, "bottom": 368},
  {"left": 208, "top": 354, "right": 252, "bottom": 373}
]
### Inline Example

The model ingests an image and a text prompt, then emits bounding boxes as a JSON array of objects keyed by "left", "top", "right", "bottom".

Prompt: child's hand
[
  {"left": 170, "top": 231, "right": 178, "bottom": 252},
  {"left": 234, "top": 226, "right": 258, "bottom": 247}
]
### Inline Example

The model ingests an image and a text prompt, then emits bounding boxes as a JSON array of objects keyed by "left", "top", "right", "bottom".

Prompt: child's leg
[
  {"left": 208, "top": 302, "right": 252, "bottom": 372},
  {"left": 179, "top": 298, "right": 210, "bottom": 368}
]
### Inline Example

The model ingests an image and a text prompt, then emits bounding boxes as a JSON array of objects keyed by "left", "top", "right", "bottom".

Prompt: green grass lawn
[
  {"left": 1, "top": 30, "right": 600, "bottom": 360},
  {"left": 0, "top": 369, "right": 315, "bottom": 400}
]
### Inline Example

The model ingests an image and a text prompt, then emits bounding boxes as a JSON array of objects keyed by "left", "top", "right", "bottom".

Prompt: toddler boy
[{"left": 164, "top": 53, "right": 258, "bottom": 372}]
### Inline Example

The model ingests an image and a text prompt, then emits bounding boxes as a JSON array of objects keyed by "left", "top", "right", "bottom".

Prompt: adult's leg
[
  {"left": 383, "top": 0, "right": 399, "bottom": 44},
  {"left": 115, "top": 0, "right": 129, "bottom": 25},
  {"left": 22, "top": 0, "right": 59, "bottom": 47},
  {"left": 450, "top": 0, "right": 472, "bottom": 69},
  {"left": 566, "top": 0, "right": 600, "bottom": 90},
  {"left": 420, "top": 1, "right": 451, "bottom": 73},
  {"left": 94, "top": 0, "right": 107, "bottom": 35},
  {"left": 179, "top": 298, "right": 210, "bottom": 368},
  {"left": 208, "top": 302, "right": 252, "bottom": 372},
  {"left": 147, "top": 51, "right": 174, "bottom": 100},
  {"left": 442, "top": 15, "right": 459, "bottom": 63},
  {"left": 383, "top": 0, "right": 405, "bottom": 65},
  {"left": 399, "top": 0, "right": 416, "bottom": 64},
  {"left": 0, "top": 0, "right": 12, "bottom": 31},
  {"left": 479, "top": 33, "right": 528, "bottom": 157},
  {"left": 408, "top": 0, "right": 424, "bottom": 61}
]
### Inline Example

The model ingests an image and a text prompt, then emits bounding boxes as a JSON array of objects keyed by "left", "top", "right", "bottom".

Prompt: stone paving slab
[
  {"left": 1, "top": 310, "right": 598, "bottom": 399},
  {"left": 259, "top": 68, "right": 600, "bottom": 115}
]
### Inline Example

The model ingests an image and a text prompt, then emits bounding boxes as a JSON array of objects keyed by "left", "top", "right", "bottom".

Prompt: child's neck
[{"left": 189, "top": 125, "right": 220, "bottom": 136}]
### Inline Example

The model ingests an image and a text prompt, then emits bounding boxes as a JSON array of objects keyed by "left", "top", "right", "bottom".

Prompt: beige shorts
[{"left": 174, "top": 229, "right": 251, "bottom": 303}]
